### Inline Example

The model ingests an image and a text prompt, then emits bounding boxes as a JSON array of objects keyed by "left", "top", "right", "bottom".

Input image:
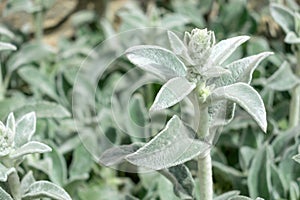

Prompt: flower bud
[{"left": 186, "top": 28, "right": 215, "bottom": 66}]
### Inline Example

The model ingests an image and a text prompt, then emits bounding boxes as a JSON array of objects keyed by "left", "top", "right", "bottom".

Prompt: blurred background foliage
[{"left": 0, "top": 0, "right": 300, "bottom": 199}]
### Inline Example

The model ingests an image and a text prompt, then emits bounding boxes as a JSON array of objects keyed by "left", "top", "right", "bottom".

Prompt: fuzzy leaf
[
  {"left": 209, "top": 36, "right": 250, "bottom": 66},
  {"left": 18, "top": 67, "right": 59, "bottom": 101},
  {"left": 22, "top": 181, "right": 71, "bottom": 200},
  {"left": 0, "top": 187, "right": 13, "bottom": 200},
  {"left": 285, "top": 32, "right": 300, "bottom": 44},
  {"left": 8, "top": 42, "right": 54, "bottom": 73},
  {"left": 213, "top": 52, "right": 273, "bottom": 87},
  {"left": 214, "top": 191, "right": 240, "bottom": 200},
  {"left": 168, "top": 31, "right": 193, "bottom": 64},
  {"left": 99, "top": 143, "right": 144, "bottom": 166},
  {"left": 20, "top": 171, "right": 35, "bottom": 195},
  {"left": 14, "top": 112, "right": 36, "bottom": 147},
  {"left": 6, "top": 113, "right": 15, "bottom": 135},
  {"left": 266, "top": 61, "right": 300, "bottom": 91},
  {"left": 10, "top": 141, "right": 51, "bottom": 159},
  {"left": 14, "top": 101, "right": 70, "bottom": 118},
  {"left": 150, "top": 77, "right": 196, "bottom": 111},
  {"left": 211, "top": 83, "right": 267, "bottom": 132},
  {"left": 126, "top": 45, "right": 186, "bottom": 80},
  {"left": 292, "top": 154, "right": 300, "bottom": 164},
  {"left": 0, "top": 42, "right": 16, "bottom": 51},
  {"left": 159, "top": 164, "right": 194, "bottom": 199},
  {"left": 126, "top": 115, "right": 210, "bottom": 170},
  {"left": 270, "top": 3, "right": 295, "bottom": 34},
  {"left": 0, "top": 164, "right": 15, "bottom": 182}
]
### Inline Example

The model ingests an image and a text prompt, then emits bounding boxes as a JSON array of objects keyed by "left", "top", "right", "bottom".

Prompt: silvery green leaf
[
  {"left": 0, "top": 164, "right": 15, "bottom": 182},
  {"left": 126, "top": 45, "right": 187, "bottom": 80},
  {"left": 8, "top": 42, "right": 55, "bottom": 73},
  {"left": 0, "top": 42, "right": 16, "bottom": 51},
  {"left": 14, "top": 101, "right": 70, "bottom": 119},
  {"left": 0, "top": 187, "right": 13, "bottom": 200},
  {"left": 290, "top": 181, "right": 300, "bottom": 200},
  {"left": 9, "top": 141, "right": 51, "bottom": 159},
  {"left": 99, "top": 143, "right": 144, "bottom": 166},
  {"left": 162, "top": 13, "right": 190, "bottom": 29},
  {"left": 211, "top": 83, "right": 267, "bottom": 132},
  {"left": 214, "top": 191, "right": 240, "bottom": 200},
  {"left": 167, "top": 31, "right": 194, "bottom": 64},
  {"left": 69, "top": 144, "right": 94, "bottom": 180},
  {"left": 212, "top": 161, "right": 244, "bottom": 177},
  {"left": 46, "top": 143, "right": 67, "bottom": 186},
  {"left": 213, "top": 52, "right": 273, "bottom": 87},
  {"left": 270, "top": 3, "right": 295, "bottom": 34},
  {"left": 126, "top": 115, "right": 210, "bottom": 170},
  {"left": 284, "top": 32, "right": 300, "bottom": 44},
  {"left": 159, "top": 164, "right": 194, "bottom": 199},
  {"left": 248, "top": 145, "right": 270, "bottom": 199},
  {"left": 266, "top": 61, "right": 300, "bottom": 91},
  {"left": 292, "top": 154, "right": 300, "bottom": 164},
  {"left": 18, "top": 67, "right": 59, "bottom": 101},
  {"left": 6, "top": 113, "right": 15, "bottom": 135},
  {"left": 209, "top": 36, "right": 250, "bottom": 66},
  {"left": 22, "top": 181, "right": 71, "bottom": 200},
  {"left": 150, "top": 77, "right": 196, "bottom": 111},
  {"left": 14, "top": 112, "right": 36, "bottom": 148},
  {"left": 20, "top": 171, "right": 35, "bottom": 195}
]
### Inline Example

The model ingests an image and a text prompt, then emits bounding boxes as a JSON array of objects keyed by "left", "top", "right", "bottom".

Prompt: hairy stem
[
  {"left": 197, "top": 106, "right": 213, "bottom": 200},
  {"left": 198, "top": 152, "right": 213, "bottom": 200},
  {"left": 289, "top": 50, "right": 300, "bottom": 128},
  {"left": 8, "top": 171, "right": 21, "bottom": 200}
]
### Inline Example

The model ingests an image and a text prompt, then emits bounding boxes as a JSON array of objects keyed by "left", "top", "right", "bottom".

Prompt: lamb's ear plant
[
  {"left": 101, "top": 28, "right": 272, "bottom": 199},
  {"left": 0, "top": 112, "right": 71, "bottom": 200}
]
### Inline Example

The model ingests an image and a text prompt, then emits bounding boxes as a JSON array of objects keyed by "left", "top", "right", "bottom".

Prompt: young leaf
[
  {"left": 126, "top": 45, "right": 187, "bottom": 80},
  {"left": 20, "top": 171, "right": 35, "bottom": 195},
  {"left": 0, "top": 187, "right": 13, "bottom": 200},
  {"left": 9, "top": 141, "right": 52, "bottom": 159},
  {"left": 159, "top": 164, "right": 195, "bottom": 199},
  {"left": 209, "top": 36, "right": 250, "bottom": 66},
  {"left": 14, "top": 112, "right": 36, "bottom": 147},
  {"left": 167, "top": 31, "right": 193, "bottom": 64},
  {"left": 126, "top": 115, "right": 210, "bottom": 170},
  {"left": 211, "top": 83, "right": 267, "bottom": 132},
  {"left": 266, "top": 61, "right": 300, "bottom": 91},
  {"left": 0, "top": 164, "right": 15, "bottom": 182},
  {"left": 270, "top": 3, "right": 295, "bottom": 34},
  {"left": 0, "top": 42, "right": 16, "bottom": 51},
  {"left": 6, "top": 113, "right": 15, "bottom": 135},
  {"left": 150, "top": 77, "right": 196, "bottom": 111},
  {"left": 22, "top": 181, "right": 71, "bottom": 200}
]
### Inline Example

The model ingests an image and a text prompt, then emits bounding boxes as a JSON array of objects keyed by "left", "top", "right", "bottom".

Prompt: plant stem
[
  {"left": 8, "top": 171, "right": 21, "bottom": 200},
  {"left": 197, "top": 106, "right": 213, "bottom": 200},
  {"left": 0, "top": 61, "right": 4, "bottom": 100},
  {"left": 289, "top": 50, "right": 300, "bottom": 128},
  {"left": 34, "top": 0, "right": 44, "bottom": 42}
]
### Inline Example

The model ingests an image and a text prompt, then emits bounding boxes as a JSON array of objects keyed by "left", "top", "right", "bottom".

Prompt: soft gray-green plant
[
  {"left": 0, "top": 112, "right": 71, "bottom": 200},
  {"left": 101, "top": 28, "right": 272, "bottom": 199}
]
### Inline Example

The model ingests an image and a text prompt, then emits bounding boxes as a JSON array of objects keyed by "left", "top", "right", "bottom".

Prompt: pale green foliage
[{"left": 0, "top": 112, "right": 71, "bottom": 200}]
